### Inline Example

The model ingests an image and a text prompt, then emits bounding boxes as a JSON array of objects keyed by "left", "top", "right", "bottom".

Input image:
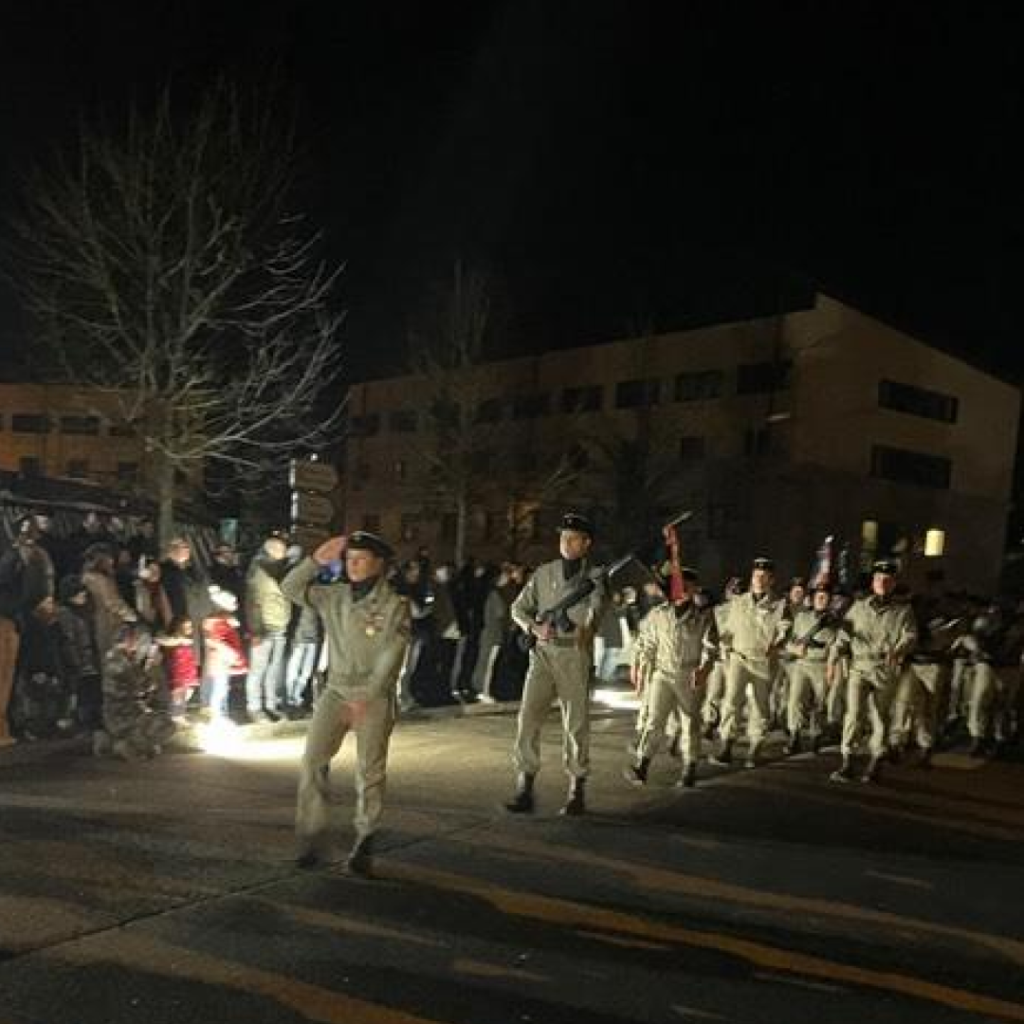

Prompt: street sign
[
  {"left": 291, "top": 491, "right": 335, "bottom": 526},
  {"left": 290, "top": 459, "right": 339, "bottom": 494}
]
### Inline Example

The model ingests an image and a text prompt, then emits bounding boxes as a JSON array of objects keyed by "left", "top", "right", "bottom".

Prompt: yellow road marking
[
  {"left": 575, "top": 929, "right": 673, "bottom": 951},
  {"left": 381, "top": 862, "right": 1024, "bottom": 1023},
  {"left": 250, "top": 896, "right": 447, "bottom": 948},
  {"left": 462, "top": 832, "right": 1024, "bottom": 968},
  {"left": 452, "top": 958, "right": 548, "bottom": 983},
  {"left": 57, "top": 931, "right": 445, "bottom": 1024}
]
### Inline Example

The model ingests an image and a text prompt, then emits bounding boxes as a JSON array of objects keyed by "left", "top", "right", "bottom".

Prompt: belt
[{"left": 543, "top": 637, "right": 582, "bottom": 649}]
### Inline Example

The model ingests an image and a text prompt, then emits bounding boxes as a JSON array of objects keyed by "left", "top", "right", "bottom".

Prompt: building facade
[{"left": 339, "top": 295, "right": 1020, "bottom": 594}]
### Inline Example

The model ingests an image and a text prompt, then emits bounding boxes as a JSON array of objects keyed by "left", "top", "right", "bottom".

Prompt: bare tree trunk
[
  {"left": 156, "top": 458, "right": 176, "bottom": 552},
  {"left": 455, "top": 488, "right": 469, "bottom": 568}
]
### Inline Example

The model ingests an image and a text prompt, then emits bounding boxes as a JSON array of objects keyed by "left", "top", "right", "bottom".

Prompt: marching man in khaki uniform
[
  {"left": 282, "top": 531, "right": 410, "bottom": 876},
  {"left": 506, "top": 512, "right": 607, "bottom": 816},
  {"left": 829, "top": 560, "right": 917, "bottom": 784},
  {"left": 624, "top": 565, "right": 717, "bottom": 789},
  {"left": 783, "top": 582, "right": 837, "bottom": 755},
  {"left": 711, "top": 557, "right": 790, "bottom": 768}
]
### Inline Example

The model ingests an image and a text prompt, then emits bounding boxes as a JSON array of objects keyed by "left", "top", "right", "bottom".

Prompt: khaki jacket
[
  {"left": 786, "top": 609, "right": 838, "bottom": 663},
  {"left": 282, "top": 559, "right": 410, "bottom": 701},
  {"left": 719, "top": 591, "right": 790, "bottom": 662},
  {"left": 633, "top": 602, "right": 717, "bottom": 685},
  {"left": 511, "top": 558, "right": 607, "bottom": 648},
  {"left": 836, "top": 596, "right": 917, "bottom": 672}
]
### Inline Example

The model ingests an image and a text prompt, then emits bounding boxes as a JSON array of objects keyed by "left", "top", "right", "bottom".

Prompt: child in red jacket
[
  {"left": 202, "top": 586, "right": 248, "bottom": 721},
  {"left": 158, "top": 617, "right": 199, "bottom": 718}
]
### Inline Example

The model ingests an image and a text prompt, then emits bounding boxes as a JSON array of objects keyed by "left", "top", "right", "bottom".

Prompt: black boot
[
  {"left": 623, "top": 757, "right": 650, "bottom": 787},
  {"left": 345, "top": 835, "right": 374, "bottom": 877},
  {"left": 810, "top": 732, "right": 823, "bottom": 755},
  {"left": 505, "top": 773, "right": 536, "bottom": 814},
  {"left": 917, "top": 747, "right": 933, "bottom": 769},
  {"left": 829, "top": 756, "right": 854, "bottom": 783},
  {"left": 783, "top": 731, "right": 801, "bottom": 756},
  {"left": 667, "top": 733, "right": 682, "bottom": 760},
  {"left": 968, "top": 738, "right": 987, "bottom": 759},
  {"left": 861, "top": 755, "right": 883, "bottom": 784},
  {"left": 560, "top": 777, "right": 586, "bottom": 816},
  {"left": 678, "top": 761, "right": 697, "bottom": 788},
  {"left": 709, "top": 739, "right": 733, "bottom": 767}
]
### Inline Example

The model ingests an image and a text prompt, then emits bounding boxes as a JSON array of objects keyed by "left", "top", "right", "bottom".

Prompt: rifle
[
  {"left": 520, "top": 510, "right": 694, "bottom": 651},
  {"left": 519, "top": 553, "right": 634, "bottom": 651}
]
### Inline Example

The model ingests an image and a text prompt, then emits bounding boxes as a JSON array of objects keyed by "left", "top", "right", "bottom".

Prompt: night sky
[{"left": 1, "top": 1, "right": 1020, "bottom": 382}]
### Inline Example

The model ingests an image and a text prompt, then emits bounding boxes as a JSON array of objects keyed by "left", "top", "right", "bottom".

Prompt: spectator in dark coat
[{"left": 55, "top": 575, "right": 103, "bottom": 730}]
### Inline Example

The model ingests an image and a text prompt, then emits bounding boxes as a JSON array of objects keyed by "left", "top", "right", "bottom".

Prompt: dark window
[
  {"left": 616, "top": 379, "right": 661, "bottom": 409},
  {"left": 743, "top": 427, "right": 771, "bottom": 457},
  {"left": 116, "top": 462, "right": 139, "bottom": 482},
  {"left": 349, "top": 414, "right": 380, "bottom": 438},
  {"left": 362, "top": 513, "right": 381, "bottom": 533},
  {"left": 870, "top": 445, "right": 951, "bottom": 490},
  {"left": 389, "top": 410, "right": 418, "bottom": 433},
  {"left": 11, "top": 414, "right": 49, "bottom": 434},
  {"left": 878, "top": 380, "right": 959, "bottom": 424},
  {"left": 352, "top": 461, "right": 371, "bottom": 490},
  {"left": 736, "top": 361, "right": 792, "bottom": 395},
  {"left": 675, "top": 370, "right": 724, "bottom": 402},
  {"left": 512, "top": 393, "right": 550, "bottom": 420},
  {"left": 19, "top": 456, "right": 42, "bottom": 477},
  {"left": 515, "top": 451, "right": 538, "bottom": 474},
  {"left": 475, "top": 398, "right": 503, "bottom": 424},
  {"left": 108, "top": 422, "right": 137, "bottom": 438},
  {"left": 679, "top": 436, "right": 706, "bottom": 461},
  {"left": 562, "top": 385, "right": 603, "bottom": 413},
  {"left": 66, "top": 459, "right": 90, "bottom": 477},
  {"left": 430, "top": 400, "right": 461, "bottom": 429},
  {"left": 60, "top": 415, "right": 100, "bottom": 435}
]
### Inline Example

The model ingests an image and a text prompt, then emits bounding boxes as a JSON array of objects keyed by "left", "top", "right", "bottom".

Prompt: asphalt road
[{"left": 1, "top": 704, "right": 1022, "bottom": 1024}]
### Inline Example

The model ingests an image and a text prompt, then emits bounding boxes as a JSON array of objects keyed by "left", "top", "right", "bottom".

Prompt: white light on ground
[
  {"left": 196, "top": 720, "right": 305, "bottom": 763},
  {"left": 592, "top": 688, "right": 641, "bottom": 711}
]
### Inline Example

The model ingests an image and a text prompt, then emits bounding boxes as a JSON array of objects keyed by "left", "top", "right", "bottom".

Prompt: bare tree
[
  {"left": 409, "top": 261, "right": 579, "bottom": 565},
  {"left": 5, "top": 82, "right": 344, "bottom": 545}
]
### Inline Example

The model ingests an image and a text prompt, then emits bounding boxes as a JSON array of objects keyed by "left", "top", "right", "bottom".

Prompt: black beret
[
  {"left": 558, "top": 512, "right": 595, "bottom": 537},
  {"left": 788, "top": 576, "right": 808, "bottom": 589},
  {"left": 347, "top": 531, "right": 394, "bottom": 559},
  {"left": 872, "top": 559, "right": 899, "bottom": 576},
  {"left": 752, "top": 557, "right": 775, "bottom": 571}
]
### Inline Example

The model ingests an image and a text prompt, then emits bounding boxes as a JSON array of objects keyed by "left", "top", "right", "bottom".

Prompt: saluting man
[
  {"left": 711, "top": 557, "right": 791, "bottom": 768},
  {"left": 282, "top": 531, "right": 410, "bottom": 876},
  {"left": 506, "top": 512, "right": 607, "bottom": 816},
  {"left": 625, "top": 565, "right": 717, "bottom": 789},
  {"left": 829, "top": 560, "right": 917, "bottom": 784}
]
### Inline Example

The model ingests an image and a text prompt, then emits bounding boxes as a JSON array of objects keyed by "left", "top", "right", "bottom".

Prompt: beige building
[
  {"left": 340, "top": 295, "right": 1020, "bottom": 594},
  {"left": 0, "top": 383, "right": 155, "bottom": 496}
]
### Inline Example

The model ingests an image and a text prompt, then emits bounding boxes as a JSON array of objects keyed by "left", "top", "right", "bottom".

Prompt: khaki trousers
[
  {"left": 719, "top": 655, "right": 773, "bottom": 744},
  {"left": 841, "top": 666, "right": 897, "bottom": 757},
  {"left": 968, "top": 663, "right": 1020, "bottom": 742},
  {"left": 513, "top": 643, "right": 591, "bottom": 779},
  {"left": 296, "top": 689, "right": 396, "bottom": 855},
  {"left": 637, "top": 669, "right": 704, "bottom": 765},
  {"left": 0, "top": 617, "right": 19, "bottom": 742},
  {"left": 785, "top": 660, "right": 828, "bottom": 738},
  {"left": 890, "top": 662, "right": 948, "bottom": 750}
]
